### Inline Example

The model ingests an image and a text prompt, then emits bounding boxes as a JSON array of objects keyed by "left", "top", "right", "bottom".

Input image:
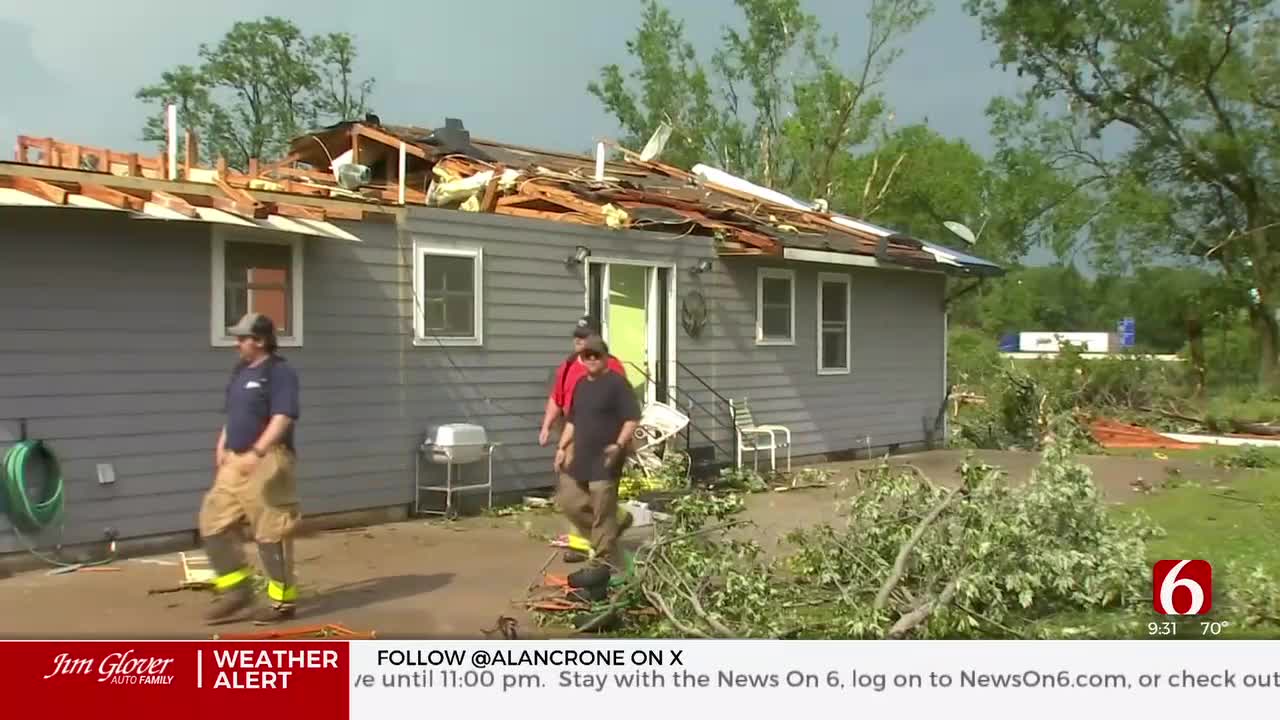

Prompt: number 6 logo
[{"left": 1153, "top": 559, "right": 1213, "bottom": 615}]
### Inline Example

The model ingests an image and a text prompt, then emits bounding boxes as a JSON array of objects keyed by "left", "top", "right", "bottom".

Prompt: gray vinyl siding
[
  {"left": 0, "top": 205, "right": 944, "bottom": 554},
  {"left": 681, "top": 261, "right": 946, "bottom": 460}
]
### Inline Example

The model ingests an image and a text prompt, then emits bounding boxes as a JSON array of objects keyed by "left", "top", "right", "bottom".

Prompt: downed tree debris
[{"left": 531, "top": 431, "right": 1163, "bottom": 640}]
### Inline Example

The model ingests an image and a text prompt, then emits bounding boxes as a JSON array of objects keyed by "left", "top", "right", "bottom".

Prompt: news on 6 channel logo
[{"left": 1152, "top": 559, "right": 1212, "bottom": 615}]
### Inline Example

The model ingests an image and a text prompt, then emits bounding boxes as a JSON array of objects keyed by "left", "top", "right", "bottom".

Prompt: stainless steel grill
[{"left": 414, "top": 423, "right": 498, "bottom": 518}]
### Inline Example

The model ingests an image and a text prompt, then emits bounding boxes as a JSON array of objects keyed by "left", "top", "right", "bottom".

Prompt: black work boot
[
  {"left": 205, "top": 585, "right": 255, "bottom": 624},
  {"left": 567, "top": 565, "right": 612, "bottom": 590}
]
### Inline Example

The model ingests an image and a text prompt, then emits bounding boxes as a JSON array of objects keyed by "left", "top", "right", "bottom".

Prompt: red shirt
[{"left": 551, "top": 354, "right": 627, "bottom": 413}]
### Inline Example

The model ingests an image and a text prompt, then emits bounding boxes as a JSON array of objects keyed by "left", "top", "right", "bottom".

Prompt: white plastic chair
[
  {"left": 731, "top": 398, "right": 791, "bottom": 472},
  {"left": 628, "top": 401, "right": 690, "bottom": 476}
]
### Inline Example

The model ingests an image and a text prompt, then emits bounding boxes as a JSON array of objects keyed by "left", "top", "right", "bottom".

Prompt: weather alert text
[{"left": 205, "top": 648, "right": 340, "bottom": 689}]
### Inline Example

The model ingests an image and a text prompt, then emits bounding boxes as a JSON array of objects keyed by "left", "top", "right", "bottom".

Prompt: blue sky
[{"left": 2, "top": 1, "right": 1020, "bottom": 159}]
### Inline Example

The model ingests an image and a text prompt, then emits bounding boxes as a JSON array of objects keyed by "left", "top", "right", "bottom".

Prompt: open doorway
[{"left": 585, "top": 258, "right": 676, "bottom": 404}]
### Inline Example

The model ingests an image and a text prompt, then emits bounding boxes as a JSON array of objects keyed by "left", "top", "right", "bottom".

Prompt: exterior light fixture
[
  {"left": 567, "top": 246, "right": 591, "bottom": 266},
  {"left": 690, "top": 259, "right": 713, "bottom": 275}
]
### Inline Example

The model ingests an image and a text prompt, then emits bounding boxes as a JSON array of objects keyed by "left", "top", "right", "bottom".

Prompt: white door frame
[{"left": 583, "top": 256, "right": 679, "bottom": 404}]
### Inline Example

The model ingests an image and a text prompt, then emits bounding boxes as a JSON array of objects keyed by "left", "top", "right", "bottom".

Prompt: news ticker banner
[{"left": 4, "top": 639, "right": 1278, "bottom": 718}]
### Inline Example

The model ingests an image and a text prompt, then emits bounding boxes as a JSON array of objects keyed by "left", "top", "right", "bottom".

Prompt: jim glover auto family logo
[
  {"left": 42, "top": 650, "right": 176, "bottom": 685},
  {"left": 1153, "top": 559, "right": 1213, "bottom": 615}
]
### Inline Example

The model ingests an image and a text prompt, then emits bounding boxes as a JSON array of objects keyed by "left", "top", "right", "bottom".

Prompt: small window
[
  {"left": 210, "top": 230, "right": 304, "bottom": 346},
  {"left": 414, "top": 243, "right": 483, "bottom": 346},
  {"left": 756, "top": 268, "right": 795, "bottom": 345},
  {"left": 817, "top": 272, "right": 851, "bottom": 374}
]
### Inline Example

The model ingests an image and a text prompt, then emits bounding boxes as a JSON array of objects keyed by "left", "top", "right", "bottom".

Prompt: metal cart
[{"left": 413, "top": 423, "right": 498, "bottom": 518}]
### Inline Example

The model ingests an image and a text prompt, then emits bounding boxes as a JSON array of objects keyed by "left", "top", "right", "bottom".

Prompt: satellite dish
[
  {"left": 336, "top": 163, "right": 372, "bottom": 190},
  {"left": 639, "top": 122, "right": 672, "bottom": 162},
  {"left": 943, "top": 221, "right": 978, "bottom": 245}
]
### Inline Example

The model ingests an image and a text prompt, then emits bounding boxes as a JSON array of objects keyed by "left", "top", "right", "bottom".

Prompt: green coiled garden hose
[
  {"left": 2, "top": 440, "right": 64, "bottom": 532},
  {"left": 3, "top": 439, "right": 115, "bottom": 571}
]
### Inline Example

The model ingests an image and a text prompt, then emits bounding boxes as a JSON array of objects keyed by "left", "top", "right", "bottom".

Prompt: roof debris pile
[
  {"left": 285, "top": 119, "right": 998, "bottom": 273},
  {"left": 6, "top": 117, "right": 1001, "bottom": 275}
]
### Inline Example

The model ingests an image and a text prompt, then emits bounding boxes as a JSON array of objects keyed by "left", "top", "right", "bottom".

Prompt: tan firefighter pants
[{"left": 199, "top": 447, "right": 301, "bottom": 543}]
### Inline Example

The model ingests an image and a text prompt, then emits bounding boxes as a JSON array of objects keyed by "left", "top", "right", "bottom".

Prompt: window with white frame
[
  {"left": 756, "top": 267, "right": 795, "bottom": 345},
  {"left": 210, "top": 230, "right": 304, "bottom": 346},
  {"left": 817, "top": 272, "right": 851, "bottom": 374},
  {"left": 413, "top": 243, "right": 483, "bottom": 346}
]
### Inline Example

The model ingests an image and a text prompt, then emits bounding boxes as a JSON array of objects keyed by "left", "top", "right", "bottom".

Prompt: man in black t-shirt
[{"left": 553, "top": 335, "right": 641, "bottom": 572}]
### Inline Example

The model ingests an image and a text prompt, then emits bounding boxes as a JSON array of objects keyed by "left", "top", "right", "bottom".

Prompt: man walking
[
  {"left": 553, "top": 335, "right": 641, "bottom": 581},
  {"left": 200, "top": 313, "right": 302, "bottom": 624},
  {"left": 539, "top": 316, "right": 625, "bottom": 447},
  {"left": 540, "top": 316, "right": 633, "bottom": 561}
]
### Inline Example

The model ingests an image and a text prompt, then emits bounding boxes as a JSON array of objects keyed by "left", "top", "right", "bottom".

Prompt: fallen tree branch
[
  {"left": 874, "top": 487, "right": 962, "bottom": 611},
  {"left": 1230, "top": 421, "right": 1280, "bottom": 436},
  {"left": 1139, "top": 406, "right": 1206, "bottom": 425},
  {"left": 643, "top": 586, "right": 711, "bottom": 638},
  {"left": 887, "top": 573, "right": 964, "bottom": 639},
  {"left": 956, "top": 602, "right": 1025, "bottom": 638},
  {"left": 656, "top": 555, "right": 736, "bottom": 637}
]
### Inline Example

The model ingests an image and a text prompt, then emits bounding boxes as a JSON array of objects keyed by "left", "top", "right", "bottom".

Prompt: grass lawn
[{"left": 1071, "top": 446, "right": 1280, "bottom": 639}]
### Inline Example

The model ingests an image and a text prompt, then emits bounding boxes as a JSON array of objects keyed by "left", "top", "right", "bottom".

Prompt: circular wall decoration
[{"left": 681, "top": 290, "right": 708, "bottom": 339}]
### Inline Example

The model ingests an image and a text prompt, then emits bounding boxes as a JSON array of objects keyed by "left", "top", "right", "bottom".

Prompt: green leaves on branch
[
  {"left": 967, "top": 0, "right": 1280, "bottom": 385},
  {"left": 135, "top": 16, "right": 375, "bottom": 170},
  {"left": 622, "top": 440, "right": 1162, "bottom": 638},
  {"left": 591, "top": 0, "right": 932, "bottom": 202}
]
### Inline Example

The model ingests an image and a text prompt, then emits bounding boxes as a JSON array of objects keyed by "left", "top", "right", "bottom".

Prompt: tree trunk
[
  {"left": 1251, "top": 302, "right": 1280, "bottom": 389},
  {"left": 1186, "top": 314, "right": 1206, "bottom": 398}
]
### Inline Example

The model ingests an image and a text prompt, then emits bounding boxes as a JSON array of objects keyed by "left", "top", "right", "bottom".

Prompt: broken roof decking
[
  {"left": 7, "top": 120, "right": 1001, "bottom": 276},
  {"left": 0, "top": 161, "right": 396, "bottom": 241},
  {"left": 290, "top": 120, "right": 1003, "bottom": 277}
]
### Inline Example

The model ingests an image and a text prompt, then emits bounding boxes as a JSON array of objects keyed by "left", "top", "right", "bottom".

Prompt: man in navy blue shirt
[{"left": 199, "top": 312, "right": 302, "bottom": 624}]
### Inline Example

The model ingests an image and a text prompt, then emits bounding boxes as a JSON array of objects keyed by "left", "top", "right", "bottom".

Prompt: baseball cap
[
  {"left": 573, "top": 315, "right": 602, "bottom": 338},
  {"left": 580, "top": 334, "right": 608, "bottom": 356},
  {"left": 227, "top": 312, "right": 276, "bottom": 339}
]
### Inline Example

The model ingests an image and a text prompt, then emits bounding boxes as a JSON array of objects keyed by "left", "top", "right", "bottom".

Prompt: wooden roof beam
[
  {"left": 13, "top": 175, "right": 68, "bottom": 204},
  {"left": 354, "top": 124, "right": 428, "bottom": 160},
  {"left": 214, "top": 177, "right": 268, "bottom": 218},
  {"left": 150, "top": 190, "right": 199, "bottom": 218},
  {"left": 271, "top": 202, "right": 327, "bottom": 221},
  {"left": 78, "top": 183, "right": 144, "bottom": 211}
]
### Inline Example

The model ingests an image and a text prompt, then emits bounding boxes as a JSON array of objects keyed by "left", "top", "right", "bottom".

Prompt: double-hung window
[
  {"left": 817, "top": 272, "right": 851, "bottom": 374},
  {"left": 413, "top": 242, "right": 484, "bottom": 346},
  {"left": 756, "top": 268, "right": 795, "bottom": 345},
  {"left": 210, "top": 230, "right": 304, "bottom": 346}
]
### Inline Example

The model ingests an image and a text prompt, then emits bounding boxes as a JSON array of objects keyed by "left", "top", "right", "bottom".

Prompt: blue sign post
[{"left": 1116, "top": 317, "right": 1136, "bottom": 348}]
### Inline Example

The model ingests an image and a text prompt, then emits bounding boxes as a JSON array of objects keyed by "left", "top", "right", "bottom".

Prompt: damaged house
[{"left": 0, "top": 118, "right": 1002, "bottom": 557}]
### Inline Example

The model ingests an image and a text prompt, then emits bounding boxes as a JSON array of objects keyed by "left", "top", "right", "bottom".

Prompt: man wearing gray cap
[{"left": 199, "top": 312, "right": 302, "bottom": 624}]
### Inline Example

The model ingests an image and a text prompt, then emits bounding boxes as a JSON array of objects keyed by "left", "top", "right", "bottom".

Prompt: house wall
[
  {"left": 0, "top": 206, "right": 944, "bottom": 555},
  {"left": 684, "top": 260, "right": 947, "bottom": 459}
]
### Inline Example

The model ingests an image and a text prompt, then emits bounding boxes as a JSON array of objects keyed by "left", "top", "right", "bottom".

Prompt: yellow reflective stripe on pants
[
  {"left": 565, "top": 534, "right": 593, "bottom": 552},
  {"left": 214, "top": 567, "right": 252, "bottom": 591},
  {"left": 267, "top": 580, "right": 298, "bottom": 603}
]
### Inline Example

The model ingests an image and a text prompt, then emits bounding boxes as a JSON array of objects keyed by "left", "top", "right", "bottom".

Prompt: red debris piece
[{"left": 1089, "top": 419, "right": 1201, "bottom": 450}]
